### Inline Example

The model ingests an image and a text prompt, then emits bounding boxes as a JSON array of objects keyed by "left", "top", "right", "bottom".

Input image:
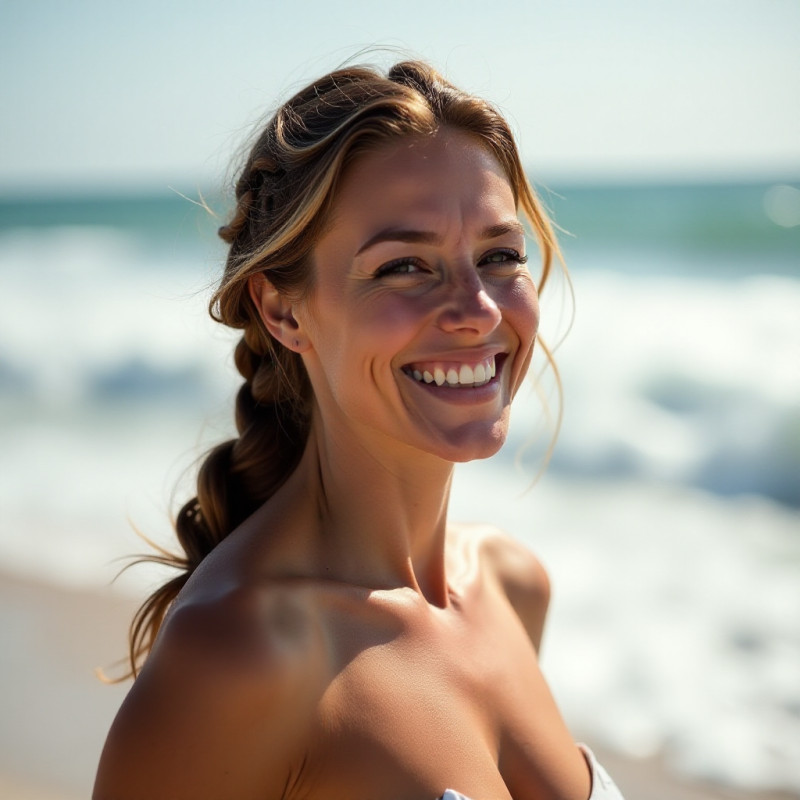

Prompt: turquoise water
[
  {"left": 544, "top": 181, "right": 800, "bottom": 266},
  {"left": 3, "top": 179, "right": 798, "bottom": 269}
]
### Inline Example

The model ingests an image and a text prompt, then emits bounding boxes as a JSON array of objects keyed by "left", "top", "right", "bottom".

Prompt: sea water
[{"left": 1, "top": 183, "right": 798, "bottom": 792}]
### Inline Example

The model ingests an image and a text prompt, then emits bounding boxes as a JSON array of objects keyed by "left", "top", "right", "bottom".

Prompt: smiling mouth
[{"left": 402, "top": 355, "right": 502, "bottom": 388}]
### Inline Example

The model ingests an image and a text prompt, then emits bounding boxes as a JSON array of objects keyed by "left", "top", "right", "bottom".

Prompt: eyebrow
[{"left": 355, "top": 219, "right": 525, "bottom": 256}]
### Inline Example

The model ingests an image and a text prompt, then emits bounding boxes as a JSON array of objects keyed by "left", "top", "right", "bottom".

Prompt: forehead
[{"left": 326, "top": 128, "right": 517, "bottom": 239}]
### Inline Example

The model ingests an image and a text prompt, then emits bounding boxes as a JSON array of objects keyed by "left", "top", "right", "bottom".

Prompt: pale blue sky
[{"left": 1, "top": 0, "right": 798, "bottom": 191}]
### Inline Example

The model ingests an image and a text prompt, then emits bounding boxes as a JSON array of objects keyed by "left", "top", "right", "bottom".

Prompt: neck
[{"left": 286, "top": 414, "right": 456, "bottom": 606}]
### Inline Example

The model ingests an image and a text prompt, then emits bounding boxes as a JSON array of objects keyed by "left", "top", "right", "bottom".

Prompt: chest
[{"left": 290, "top": 589, "right": 560, "bottom": 800}]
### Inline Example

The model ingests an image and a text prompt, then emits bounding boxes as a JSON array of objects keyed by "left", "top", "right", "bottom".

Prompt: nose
[{"left": 436, "top": 269, "right": 502, "bottom": 336}]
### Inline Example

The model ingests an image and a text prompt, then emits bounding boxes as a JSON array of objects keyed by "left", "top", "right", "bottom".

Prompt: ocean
[{"left": 1, "top": 181, "right": 799, "bottom": 793}]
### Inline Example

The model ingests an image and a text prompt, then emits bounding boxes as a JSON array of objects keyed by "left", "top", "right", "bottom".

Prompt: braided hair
[{"left": 125, "top": 60, "right": 562, "bottom": 678}]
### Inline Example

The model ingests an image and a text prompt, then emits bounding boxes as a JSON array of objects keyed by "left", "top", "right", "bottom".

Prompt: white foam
[{"left": 528, "top": 268, "right": 800, "bottom": 504}]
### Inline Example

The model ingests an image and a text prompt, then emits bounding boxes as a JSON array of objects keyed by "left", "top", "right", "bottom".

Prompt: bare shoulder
[
  {"left": 454, "top": 523, "right": 551, "bottom": 652},
  {"left": 93, "top": 581, "right": 325, "bottom": 800}
]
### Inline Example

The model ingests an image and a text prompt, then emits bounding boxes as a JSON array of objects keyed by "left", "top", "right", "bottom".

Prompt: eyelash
[
  {"left": 374, "top": 249, "right": 527, "bottom": 278},
  {"left": 374, "top": 257, "right": 426, "bottom": 277},
  {"left": 481, "top": 249, "right": 528, "bottom": 267}
]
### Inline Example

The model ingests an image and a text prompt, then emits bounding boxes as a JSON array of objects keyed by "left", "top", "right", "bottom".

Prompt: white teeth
[{"left": 408, "top": 356, "right": 498, "bottom": 387}]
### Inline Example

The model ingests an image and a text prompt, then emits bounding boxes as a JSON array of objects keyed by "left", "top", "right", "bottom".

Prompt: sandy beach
[{"left": 0, "top": 569, "right": 796, "bottom": 800}]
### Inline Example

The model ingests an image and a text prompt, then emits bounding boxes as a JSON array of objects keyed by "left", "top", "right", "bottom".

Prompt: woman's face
[{"left": 294, "top": 127, "right": 539, "bottom": 463}]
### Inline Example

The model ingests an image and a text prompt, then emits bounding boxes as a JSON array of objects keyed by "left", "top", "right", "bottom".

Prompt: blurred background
[{"left": 1, "top": 1, "right": 798, "bottom": 798}]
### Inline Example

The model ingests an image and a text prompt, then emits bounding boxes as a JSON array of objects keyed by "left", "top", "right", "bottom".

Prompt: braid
[
  {"left": 123, "top": 147, "right": 311, "bottom": 678},
  {"left": 125, "top": 339, "right": 310, "bottom": 676}
]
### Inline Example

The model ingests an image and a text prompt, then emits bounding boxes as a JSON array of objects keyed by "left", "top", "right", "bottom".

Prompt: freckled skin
[{"left": 93, "top": 130, "right": 590, "bottom": 800}]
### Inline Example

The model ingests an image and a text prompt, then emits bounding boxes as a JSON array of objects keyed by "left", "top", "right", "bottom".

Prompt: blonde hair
[{"left": 125, "top": 59, "right": 563, "bottom": 678}]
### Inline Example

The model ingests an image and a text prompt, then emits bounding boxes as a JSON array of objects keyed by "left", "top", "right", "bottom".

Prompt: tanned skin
[{"left": 94, "top": 130, "right": 591, "bottom": 800}]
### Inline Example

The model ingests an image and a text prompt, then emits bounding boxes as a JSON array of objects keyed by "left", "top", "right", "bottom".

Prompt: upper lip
[{"left": 400, "top": 347, "right": 506, "bottom": 371}]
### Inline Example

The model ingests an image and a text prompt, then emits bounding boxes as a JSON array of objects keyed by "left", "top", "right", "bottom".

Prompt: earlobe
[{"left": 247, "top": 273, "right": 309, "bottom": 353}]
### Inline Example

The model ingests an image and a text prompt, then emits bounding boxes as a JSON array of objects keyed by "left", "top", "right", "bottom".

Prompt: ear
[{"left": 248, "top": 273, "right": 310, "bottom": 353}]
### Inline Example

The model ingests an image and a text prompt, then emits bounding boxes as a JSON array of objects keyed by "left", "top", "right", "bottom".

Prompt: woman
[{"left": 94, "top": 60, "right": 624, "bottom": 800}]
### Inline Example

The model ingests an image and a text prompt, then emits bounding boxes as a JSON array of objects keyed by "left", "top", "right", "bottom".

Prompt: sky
[{"left": 1, "top": 0, "right": 799, "bottom": 192}]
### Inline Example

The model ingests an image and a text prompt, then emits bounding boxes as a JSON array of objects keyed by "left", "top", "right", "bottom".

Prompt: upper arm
[
  {"left": 93, "top": 589, "right": 323, "bottom": 800},
  {"left": 480, "top": 529, "right": 551, "bottom": 653}
]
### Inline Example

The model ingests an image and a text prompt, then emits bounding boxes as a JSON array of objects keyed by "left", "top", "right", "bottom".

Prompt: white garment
[{"left": 439, "top": 743, "right": 625, "bottom": 800}]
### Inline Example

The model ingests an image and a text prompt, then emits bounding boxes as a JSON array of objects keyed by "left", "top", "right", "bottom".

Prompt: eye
[
  {"left": 374, "top": 257, "right": 426, "bottom": 278},
  {"left": 479, "top": 249, "right": 528, "bottom": 270}
]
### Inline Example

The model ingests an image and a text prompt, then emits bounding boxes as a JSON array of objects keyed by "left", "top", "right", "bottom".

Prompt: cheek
[
  {"left": 524, "top": 291, "right": 540, "bottom": 341},
  {"left": 360, "top": 298, "right": 429, "bottom": 340},
  {"left": 502, "top": 279, "right": 539, "bottom": 396},
  {"left": 505, "top": 276, "right": 540, "bottom": 344},
  {"left": 301, "top": 292, "right": 425, "bottom": 394},
  {"left": 347, "top": 290, "right": 436, "bottom": 354}
]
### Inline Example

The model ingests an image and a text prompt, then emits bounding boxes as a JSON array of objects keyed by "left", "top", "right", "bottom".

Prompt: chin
[{"left": 430, "top": 419, "right": 509, "bottom": 464}]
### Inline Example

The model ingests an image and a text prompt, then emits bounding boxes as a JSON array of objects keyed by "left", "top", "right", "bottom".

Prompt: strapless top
[{"left": 439, "top": 744, "right": 625, "bottom": 800}]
